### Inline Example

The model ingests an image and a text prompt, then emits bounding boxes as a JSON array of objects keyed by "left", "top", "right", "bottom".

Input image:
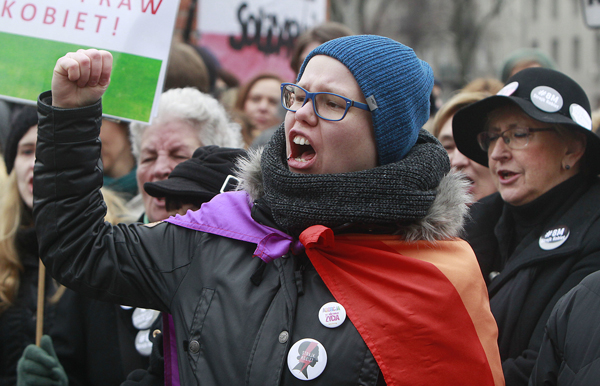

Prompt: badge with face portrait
[{"left": 287, "top": 338, "right": 327, "bottom": 381}]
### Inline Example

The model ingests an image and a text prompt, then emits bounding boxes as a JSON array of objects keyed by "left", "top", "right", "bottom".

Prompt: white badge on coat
[
  {"left": 318, "top": 302, "right": 346, "bottom": 328},
  {"left": 135, "top": 329, "right": 153, "bottom": 356},
  {"left": 539, "top": 226, "right": 570, "bottom": 250},
  {"left": 287, "top": 338, "right": 327, "bottom": 381},
  {"left": 132, "top": 308, "right": 160, "bottom": 330}
]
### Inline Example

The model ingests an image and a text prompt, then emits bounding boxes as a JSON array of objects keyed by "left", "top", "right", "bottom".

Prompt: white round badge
[
  {"left": 497, "top": 81, "right": 519, "bottom": 96},
  {"left": 539, "top": 226, "right": 570, "bottom": 251},
  {"left": 530, "top": 86, "right": 563, "bottom": 113},
  {"left": 569, "top": 104, "right": 592, "bottom": 131},
  {"left": 132, "top": 308, "right": 160, "bottom": 330},
  {"left": 318, "top": 302, "right": 346, "bottom": 328},
  {"left": 287, "top": 338, "right": 327, "bottom": 381},
  {"left": 135, "top": 329, "right": 153, "bottom": 356}
]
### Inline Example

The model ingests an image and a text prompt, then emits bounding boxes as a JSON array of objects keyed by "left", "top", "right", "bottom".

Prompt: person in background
[
  {"left": 101, "top": 118, "right": 138, "bottom": 200},
  {"left": 233, "top": 73, "right": 284, "bottom": 148},
  {"left": 499, "top": 48, "right": 557, "bottom": 83},
  {"left": 0, "top": 106, "right": 50, "bottom": 385},
  {"left": 2, "top": 107, "right": 136, "bottom": 386},
  {"left": 164, "top": 42, "right": 210, "bottom": 94},
  {"left": 128, "top": 87, "right": 243, "bottom": 222},
  {"left": 461, "top": 78, "right": 504, "bottom": 95},
  {"left": 432, "top": 91, "right": 497, "bottom": 202},
  {"left": 590, "top": 107, "right": 600, "bottom": 134},
  {"left": 33, "top": 36, "right": 503, "bottom": 385},
  {"left": 289, "top": 21, "right": 354, "bottom": 77},
  {"left": 528, "top": 270, "right": 600, "bottom": 386},
  {"left": 453, "top": 67, "right": 600, "bottom": 385}
]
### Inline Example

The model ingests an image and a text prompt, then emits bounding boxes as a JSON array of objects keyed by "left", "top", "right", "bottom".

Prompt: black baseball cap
[
  {"left": 144, "top": 146, "right": 246, "bottom": 202},
  {"left": 453, "top": 67, "right": 600, "bottom": 172}
]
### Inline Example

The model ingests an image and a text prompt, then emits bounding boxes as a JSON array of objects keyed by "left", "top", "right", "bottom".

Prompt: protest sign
[
  {"left": 197, "top": 0, "right": 328, "bottom": 84},
  {"left": 0, "top": 0, "right": 180, "bottom": 122}
]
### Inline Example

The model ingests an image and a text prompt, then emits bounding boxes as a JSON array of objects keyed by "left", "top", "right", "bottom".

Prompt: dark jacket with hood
[{"left": 33, "top": 92, "right": 501, "bottom": 386}]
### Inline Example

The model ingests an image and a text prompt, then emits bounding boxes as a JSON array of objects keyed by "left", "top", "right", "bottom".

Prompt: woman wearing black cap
[{"left": 452, "top": 67, "right": 600, "bottom": 386}]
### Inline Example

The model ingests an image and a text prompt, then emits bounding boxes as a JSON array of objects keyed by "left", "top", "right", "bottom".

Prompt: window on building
[
  {"left": 552, "top": 38, "right": 560, "bottom": 65},
  {"left": 552, "top": 0, "right": 559, "bottom": 19},
  {"left": 573, "top": 0, "right": 579, "bottom": 15},
  {"left": 573, "top": 37, "right": 580, "bottom": 70},
  {"left": 533, "top": 0, "right": 539, "bottom": 20}
]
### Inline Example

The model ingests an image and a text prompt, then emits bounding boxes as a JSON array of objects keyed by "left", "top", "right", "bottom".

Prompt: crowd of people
[{"left": 1, "top": 20, "right": 600, "bottom": 386}]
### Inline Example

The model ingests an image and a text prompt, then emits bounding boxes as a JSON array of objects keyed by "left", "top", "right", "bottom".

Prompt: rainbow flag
[{"left": 301, "top": 225, "right": 504, "bottom": 386}]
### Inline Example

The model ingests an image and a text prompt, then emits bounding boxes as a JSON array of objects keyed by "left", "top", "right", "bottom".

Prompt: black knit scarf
[{"left": 260, "top": 125, "right": 450, "bottom": 235}]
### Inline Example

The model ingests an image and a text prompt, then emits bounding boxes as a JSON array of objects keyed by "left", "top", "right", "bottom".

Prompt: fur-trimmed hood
[{"left": 235, "top": 147, "right": 472, "bottom": 242}]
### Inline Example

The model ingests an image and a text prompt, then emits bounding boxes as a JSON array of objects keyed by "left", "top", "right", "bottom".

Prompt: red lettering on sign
[
  {"left": 21, "top": 3, "right": 36, "bottom": 21},
  {"left": 94, "top": 14, "right": 106, "bottom": 32},
  {"left": 2, "top": 0, "right": 15, "bottom": 18},
  {"left": 75, "top": 12, "right": 87, "bottom": 30},
  {"left": 43, "top": 7, "right": 55, "bottom": 24},
  {"left": 141, "top": 0, "right": 161, "bottom": 14},
  {"left": 117, "top": 0, "right": 131, "bottom": 10}
]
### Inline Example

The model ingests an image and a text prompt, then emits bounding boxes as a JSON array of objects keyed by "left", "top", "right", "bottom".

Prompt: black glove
[{"left": 17, "top": 335, "right": 68, "bottom": 386}]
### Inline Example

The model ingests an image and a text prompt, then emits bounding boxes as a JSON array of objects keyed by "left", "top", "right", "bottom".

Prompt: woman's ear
[{"left": 564, "top": 132, "right": 586, "bottom": 168}]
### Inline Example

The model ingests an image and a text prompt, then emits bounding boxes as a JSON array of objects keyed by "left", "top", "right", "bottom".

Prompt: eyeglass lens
[
  {"left": 282, "top": 85, "right": 348, "bottom": 121},
  {"left": 478, "top": 127, "right": 532, "bottom": 151}
]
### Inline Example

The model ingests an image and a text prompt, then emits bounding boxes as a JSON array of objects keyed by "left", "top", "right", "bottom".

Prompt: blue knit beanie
[{"left": 297, "top": 35, "right": 434, "bottom": 165}]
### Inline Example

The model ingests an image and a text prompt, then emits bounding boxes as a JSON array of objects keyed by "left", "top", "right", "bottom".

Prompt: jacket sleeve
[
  {"left": 503, "top": 249, "right": 600, "bottom": 386},
  {"left": 33, "top": 91, "right": 198, "bottom": 312},
  {"left": 529, "top": 271, "right": 600, "bottom": 386}
]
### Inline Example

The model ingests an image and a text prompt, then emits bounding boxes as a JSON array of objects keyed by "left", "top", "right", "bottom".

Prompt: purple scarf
[{"left": 164, "top": 191, "right": 304, "bottom": 262}]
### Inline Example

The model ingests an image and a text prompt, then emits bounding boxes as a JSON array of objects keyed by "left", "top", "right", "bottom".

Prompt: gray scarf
[{"left": 260, "top": 125, "right": 450, "bottom": 235}]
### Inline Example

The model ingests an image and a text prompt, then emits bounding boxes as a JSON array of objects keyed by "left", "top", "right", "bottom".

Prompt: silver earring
[{"left": 565, "top": 165, "right": 571, "bottom": 170}]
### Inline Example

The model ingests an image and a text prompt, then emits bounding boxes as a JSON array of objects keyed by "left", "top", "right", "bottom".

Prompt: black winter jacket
[
  {"left": 464, "top": 179, "right": 600, "bottom": 386},
  {"left": 33, "top": 92, "right": 497, "bottom": 385},
  {"left": 529, "top": 270, "right": 600, "bottom": 386},
  {"left": 33, "top": 94, "right": 385, "bottom": 385}
]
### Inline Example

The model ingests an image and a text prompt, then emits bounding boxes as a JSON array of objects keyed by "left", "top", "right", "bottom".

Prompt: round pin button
[
  {"left": 318, "top": 302, "right": 346, "bottom": 328},
  {"left": 497, "top": 81, "right": 518, "bottom": 96},
  {"left": 132, "top": 308, "right": 160, "bottom": 330},
  {"left": 287, "top": 338, "right": 327, "bottom": 381},
  {"left": 135, "top": 329, "right": 153, "bottom": 356},
  {"left": 539, "top": 226, "right": 570, "bottom": 250}
]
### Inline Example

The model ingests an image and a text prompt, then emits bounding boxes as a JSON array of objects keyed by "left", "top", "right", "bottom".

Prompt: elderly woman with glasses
[
  {"left": 30, "top": 37, "right": 504, "bottom": 385},
  {"left": 452, "top": 67, "right": 600, "bottom": 386}
]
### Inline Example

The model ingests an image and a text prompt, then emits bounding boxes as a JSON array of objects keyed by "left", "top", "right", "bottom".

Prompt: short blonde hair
[{"left": 432, "top": 91, "right": 491, "bottom": 138}]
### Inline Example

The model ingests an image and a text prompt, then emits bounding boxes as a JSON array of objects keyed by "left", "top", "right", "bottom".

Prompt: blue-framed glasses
[{"left": 280, "top": 83, "right": 371, "bottom": 121}]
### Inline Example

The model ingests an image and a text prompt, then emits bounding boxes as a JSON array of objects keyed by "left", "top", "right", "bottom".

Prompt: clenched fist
[{"left": 52, "top": 49, "right": 113, "bottom": 108}]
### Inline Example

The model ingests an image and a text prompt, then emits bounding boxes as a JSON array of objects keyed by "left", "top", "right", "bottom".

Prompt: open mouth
[
  {"left": 498, "top": 170, "right": 517, "bottom": 180},
  {"left": 288, "top": 135, "right": 316, "bottom": 163}
]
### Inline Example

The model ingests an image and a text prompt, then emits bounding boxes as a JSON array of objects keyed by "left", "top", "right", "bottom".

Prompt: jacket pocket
[{"left": 186, "top": 287, "right": 215, "bottom": 369}]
